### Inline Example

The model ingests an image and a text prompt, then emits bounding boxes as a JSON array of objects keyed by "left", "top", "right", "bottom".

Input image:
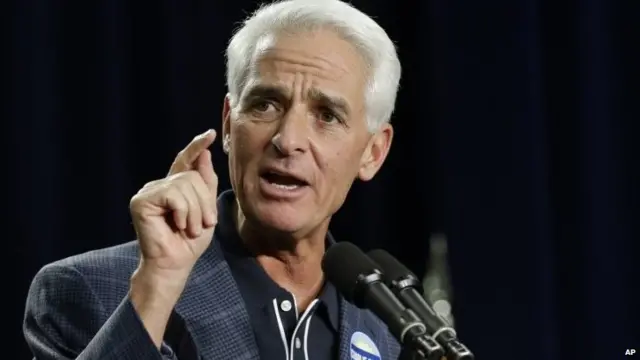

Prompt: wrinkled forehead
[{"left": 241, "top": 30, "right": 368, "bottom": 107}]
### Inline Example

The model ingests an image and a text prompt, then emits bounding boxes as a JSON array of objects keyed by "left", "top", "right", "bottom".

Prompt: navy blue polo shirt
[{"left": 217, "top": 192, "right": 340, "bottom": 360}]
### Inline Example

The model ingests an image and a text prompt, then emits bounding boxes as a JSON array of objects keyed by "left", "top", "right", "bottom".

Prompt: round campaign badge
[{"left": 350, "top": 331, "right": 381, "bottom": 360}]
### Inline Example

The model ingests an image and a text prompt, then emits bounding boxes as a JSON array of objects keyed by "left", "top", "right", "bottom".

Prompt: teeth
[{"left": 272, "top": 183, "right": 299, "bottom": 190}]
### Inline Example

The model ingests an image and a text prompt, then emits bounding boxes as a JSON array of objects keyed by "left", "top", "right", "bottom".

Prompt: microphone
[
  {"left": 368, "top": 249, "right": 475, "bottom": 360},
  {"left": 322, "top": 242, "right": 444, "bottom": 360}
]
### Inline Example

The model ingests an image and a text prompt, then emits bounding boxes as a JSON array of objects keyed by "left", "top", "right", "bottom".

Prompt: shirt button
[
  {"left": 295, "top": 337, "right": 301, "bottom": 349},
  {"left": 280, "top": 300, "right": 292, "bottom": 312}
]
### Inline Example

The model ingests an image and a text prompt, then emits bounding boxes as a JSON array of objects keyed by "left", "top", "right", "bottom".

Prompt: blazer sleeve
[{"left": 23, "top": 263, "right": 178, "bottom": 360}]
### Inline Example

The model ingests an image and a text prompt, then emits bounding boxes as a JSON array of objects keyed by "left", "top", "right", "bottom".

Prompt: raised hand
[
  {"left": 127, "top": 129, "right": 219, "bottom": 347},
  {"left": 130, "top": 129, "right": 219, "bottom": 274}
]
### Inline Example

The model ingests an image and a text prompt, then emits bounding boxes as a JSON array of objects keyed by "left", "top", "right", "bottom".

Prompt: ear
[
  {"left": 222, "top": 94, "right": 233, "bottom": 141},
  {"left": 358, "top": 123, "right": 393, "bottom": 181}
]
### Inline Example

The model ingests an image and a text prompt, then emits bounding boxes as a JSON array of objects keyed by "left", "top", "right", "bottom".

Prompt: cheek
[
  {"left": 231, "top": 123, "right": 262, "bottom": 160},
  {"left": 228, "top": 125, "right": 250, "bottom": 184},
  {"left": 319, "top": 147, "right": 361, "bottom": 189},
  {"left": 230, "top": 122, "right": 274, "bottom": 176}
]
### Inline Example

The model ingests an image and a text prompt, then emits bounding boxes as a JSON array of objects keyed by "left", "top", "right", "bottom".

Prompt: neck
[{"left": 234, "top": 201, "right": 328, "bottom": 299}]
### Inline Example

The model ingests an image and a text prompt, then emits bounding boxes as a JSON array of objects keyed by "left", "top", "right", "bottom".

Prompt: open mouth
[{"left": 260, "top": 170, "right": 309, "bottom": 190}]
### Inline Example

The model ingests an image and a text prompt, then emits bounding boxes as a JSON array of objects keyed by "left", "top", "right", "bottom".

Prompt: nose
[{"left": 271, "top": 106, "right": 309, "bottom": 156}]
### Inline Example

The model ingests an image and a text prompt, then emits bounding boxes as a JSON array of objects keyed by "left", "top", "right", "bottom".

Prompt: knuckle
[
  {"left": 168, "top": 182, "right": 196, "bottom": 204},
  {"left": 129, "top": 194, "right": 143, "bottom": 210},
  {"left": 176, "top": 149, "right": 188, "bottom": 159},
  {"left": 182, "top": 170, "right": 206, "bottom": 187},
  {"left": 129, "top": 194, "right": 152, "bottom": 216},
  {"left": 129, "top": 181, "right": 164, "bottom": 211},
  {"left": 165, "top": 183, "right": 182, "bottom": 197},
  {"left": 142, "top": 179, "right": 160, "bottom": 189},
  {"left": 169, "top": 159, "right": 188, "bottom": 174},
  {"left": 171, "top": 152, "right": 189, "bottom": 166},
  {"left": 168, "top": 192, "right": 188, "bottom": 212}
]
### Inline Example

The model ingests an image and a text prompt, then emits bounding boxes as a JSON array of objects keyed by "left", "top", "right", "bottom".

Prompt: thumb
[{"left": 196, "top": 149, "right": 218, "bottom": 192}]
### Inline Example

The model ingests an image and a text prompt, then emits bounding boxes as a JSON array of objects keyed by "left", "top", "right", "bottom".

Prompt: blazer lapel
[
  {"left": 175, "top": 239, "right": 259, "bottom": 360},
  {"left": 338, "top": 297, "right": 356, "bottom": 360},
  {"left": 338, "top": 298, "right": 391, "bottom": 360}
]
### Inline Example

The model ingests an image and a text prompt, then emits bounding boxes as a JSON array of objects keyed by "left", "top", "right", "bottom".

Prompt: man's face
[{"left": 222, "top": 29, "right": 393, "bottom": 237}]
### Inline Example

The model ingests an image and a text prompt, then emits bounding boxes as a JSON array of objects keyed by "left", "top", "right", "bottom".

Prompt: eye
[
  {"left": 318, "top": 108, "right": 340, "bottom": 123},
  {"left": 252, "top": 100, "right": 277, "bottom": 113}
]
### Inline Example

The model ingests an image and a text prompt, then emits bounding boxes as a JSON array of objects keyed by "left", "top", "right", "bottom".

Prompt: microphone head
[
  {"left": 322, "top": 242, "right": 381, "bottom": 307},
  {"left": 368, "top": 249, "right": 423, "bottom": 293}
]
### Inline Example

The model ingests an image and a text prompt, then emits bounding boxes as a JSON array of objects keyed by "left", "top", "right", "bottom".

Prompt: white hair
[{"left": 225, "top": 0, "right": 402, "bottom": 131}]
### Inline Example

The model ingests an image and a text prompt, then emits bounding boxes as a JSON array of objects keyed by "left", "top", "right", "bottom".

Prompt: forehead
[{"left": 245, "top": 30, "right": 368, "bottom": 104}]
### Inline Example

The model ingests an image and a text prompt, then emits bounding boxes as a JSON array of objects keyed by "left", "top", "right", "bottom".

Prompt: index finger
[{"left": 169, "top": 129, "right": 217, "bottom": 175}]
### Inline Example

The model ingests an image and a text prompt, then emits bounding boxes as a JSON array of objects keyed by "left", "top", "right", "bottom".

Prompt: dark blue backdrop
[{"left": 6, "top": 1, "right": 638, "bottom": 359}]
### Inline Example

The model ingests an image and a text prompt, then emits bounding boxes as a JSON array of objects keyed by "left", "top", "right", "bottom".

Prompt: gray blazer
[{"left": 24, "top": 235, "right": 403, "bottom": 359}]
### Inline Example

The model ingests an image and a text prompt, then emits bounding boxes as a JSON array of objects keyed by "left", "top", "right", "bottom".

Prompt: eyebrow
[{"left": 243, "top": 84, "right": 352, "bottom": 117}]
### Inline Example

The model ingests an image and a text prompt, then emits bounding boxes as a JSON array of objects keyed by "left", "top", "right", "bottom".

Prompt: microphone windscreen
[
  {"left": 368, "top": 249, "right": 420, "bottom": 284},
  {"left": 322, "top": 242, "right": 378, "bottom": 303}
]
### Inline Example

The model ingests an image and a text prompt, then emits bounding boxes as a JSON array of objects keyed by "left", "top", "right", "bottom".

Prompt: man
[{"left": 24, "top": 0, "right": 402, "bottom": 359}]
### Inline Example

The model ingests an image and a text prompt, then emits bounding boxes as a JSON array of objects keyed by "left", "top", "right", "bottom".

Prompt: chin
[{"left": 251, "top": 201, "right": 311, "bottom": 233}]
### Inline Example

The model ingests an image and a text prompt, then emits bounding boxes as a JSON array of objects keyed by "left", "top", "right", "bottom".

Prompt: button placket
[{"left": 288, "top": 300, "right": 319, "bottom": 360}]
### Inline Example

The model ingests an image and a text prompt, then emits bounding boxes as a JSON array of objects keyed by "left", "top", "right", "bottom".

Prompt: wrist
[
  {"left": 130, "top": 265, "right": 189, "bottom": 306},
  {"left": 129, "top": 265, "right": 190, "bottom": 348}
]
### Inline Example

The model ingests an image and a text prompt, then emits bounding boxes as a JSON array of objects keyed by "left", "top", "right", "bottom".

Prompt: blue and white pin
[{"left": 350, "top": 331, "right": 381, "bottom": 360}]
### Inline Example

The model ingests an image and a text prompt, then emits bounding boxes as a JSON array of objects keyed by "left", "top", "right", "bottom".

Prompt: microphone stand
[
  {"left": 399, "top": 327, "right": 445, "bottom": 360},
  {"left": 402, "top": 276, "right": 475, "bottom": 360}
]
